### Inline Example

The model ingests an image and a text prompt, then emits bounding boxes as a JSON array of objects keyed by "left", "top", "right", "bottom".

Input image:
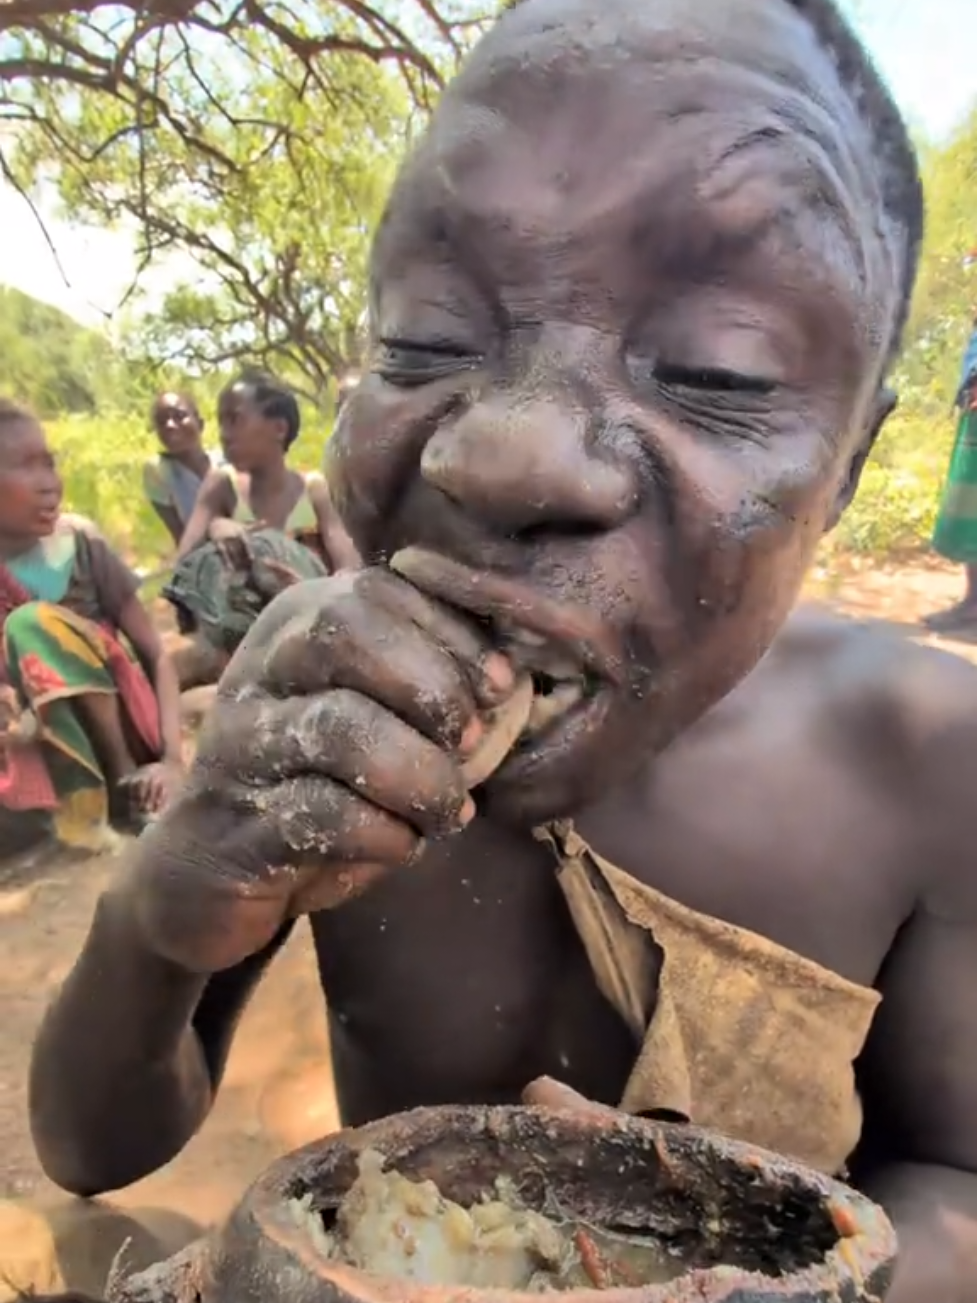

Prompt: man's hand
[
  {"left": 124, "top": 568, "right": 516, "bottom": 975},
  {"left": 124, "top": 759, "right": 184, "bottom": 815},
  {"left": 522, "top": 1077, "right": 621, "bottom": 1120},
  {"left": 208, "top": 517, "right": 262, "bottom": 569}
]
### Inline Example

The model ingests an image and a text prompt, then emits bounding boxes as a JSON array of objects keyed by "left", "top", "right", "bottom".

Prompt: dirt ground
[{"left": 0, "top": 557, "right": 973, "bottom": 1298}]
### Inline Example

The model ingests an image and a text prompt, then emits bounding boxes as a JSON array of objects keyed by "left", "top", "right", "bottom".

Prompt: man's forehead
[
  {"left": 387, "top": 0, "right": 867, "bottom": 230},
  {"left": 378, "top": 0, "right": 868, "bottom": 270},
  {"left": 452, "top": 0, "right": 839, "bottom": 110},
  {"left": 370, "top": 0, "right": 899, "bottom": 386}
]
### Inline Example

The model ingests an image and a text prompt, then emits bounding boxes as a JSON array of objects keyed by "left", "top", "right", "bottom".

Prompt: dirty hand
[
  {"left": 125, "top": 758, "right": 184, "bottom": 815},
  {"left": 125, "top": 568, "right": 519, "bottom": 974},
  {"left": 251, "top": 556, "right": 304, "bottom": 601},
  {"left": 523, "top": 1079, "right": 689, "bottom": 1128},
  {"left": 522, "top": 1078, "right": 621, "bottom": 1122},
  {"left": 208, "top": 517, "right": 262, "bottom": 569},
  {"left": 208, "top": 517, "right": 253, "bottom": 543}
]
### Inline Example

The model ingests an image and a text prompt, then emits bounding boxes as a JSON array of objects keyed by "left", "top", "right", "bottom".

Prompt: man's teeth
[
  {"left": 500, "top": 636, "right": 581, "bottom": 682},
  {"left": 523, "top": 679, "right": 585, "bottom": 737},
  {"left": 493, "top": 622, "right": 589, "bottom": 738}
]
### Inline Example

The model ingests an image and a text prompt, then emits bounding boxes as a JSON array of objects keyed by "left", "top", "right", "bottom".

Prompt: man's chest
[
  {"left": 312, "top": 719, "right": 911, "bottom": 1122},
  {"left": 577, "top": 708, "right": 916, "bottom": 986}
]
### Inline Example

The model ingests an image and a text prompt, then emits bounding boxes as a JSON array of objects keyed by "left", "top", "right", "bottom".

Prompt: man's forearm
[
  {"left": 29, "top": 885, "right": 212, "bottom": 1195},
  {"left": 861, "top": 1161, "right": 977, "bottom": 1302}
]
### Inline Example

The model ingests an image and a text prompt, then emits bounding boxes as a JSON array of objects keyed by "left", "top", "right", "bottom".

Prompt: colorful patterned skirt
[
  {"left": 0, "top": 601, "right": 161, "bottom": 850},
  {"left": 933, "top": 407, "right": 977, "bottom": 564}
]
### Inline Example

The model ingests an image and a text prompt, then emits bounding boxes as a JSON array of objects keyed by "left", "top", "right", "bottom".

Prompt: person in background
[
  {"left": 142, "top": 391, "right": 223, "bottom": 687},
  {"left": 0, "top": 398, "right": 183, "bottom": 850},
  {"left": 924, "top": 316, "right": 977, "bottom": 632},
  {"left": 160, "top": 371, "right": 361, "bottom": 670},
  {"left": 142, "top": 393, "right": 217, "bottom": 546},
  {"left": 177, "top": 370, "right": 360, "bottom": 571}
]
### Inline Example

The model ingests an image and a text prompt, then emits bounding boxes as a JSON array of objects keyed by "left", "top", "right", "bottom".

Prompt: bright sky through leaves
[{"left": 0, "top": 0, "right": 972, "bottom": 324}]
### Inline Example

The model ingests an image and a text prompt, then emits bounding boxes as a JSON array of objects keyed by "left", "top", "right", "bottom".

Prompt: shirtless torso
[{"left": 315, "top": 607, "right": 971, "bottom": 1156}]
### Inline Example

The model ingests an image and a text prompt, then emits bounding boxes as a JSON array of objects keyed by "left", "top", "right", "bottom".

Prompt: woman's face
[
  {"left": 0, "top": 419, "right": 63, "bottom": 541},
  {"left": 153, "top": 393, "right": 203, "bottom": 456},
  {"left": 218, "top": 384, "right": 286, "bottom": 471}
]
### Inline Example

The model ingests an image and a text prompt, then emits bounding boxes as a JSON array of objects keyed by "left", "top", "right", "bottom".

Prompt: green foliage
[
  {"left": 9, "top": 8, "right": 417, "bottom": 404},
  {"left": 0, "top": 285, "right": 155, "bottom": 416},
  {"left": 47, "top": 413, "right": 169, "bottom": 565},
  {"left": 828, "top": 414, "right": 948, "bottom": 557},
  {"left": 820, "top": 108, "right": 977, "bottom": 560}
]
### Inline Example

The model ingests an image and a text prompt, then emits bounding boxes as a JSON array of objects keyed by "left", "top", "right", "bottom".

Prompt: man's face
[
  {"left": 153, "top": 393, "right": 202, "bottom": 455},
  {"left": 328, "top": 0, "right": 902, "bottom": 825}
]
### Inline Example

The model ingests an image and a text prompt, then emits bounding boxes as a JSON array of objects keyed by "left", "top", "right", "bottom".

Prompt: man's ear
[{"left": 824, "top": 386, "right": 897, "bottom": 532}]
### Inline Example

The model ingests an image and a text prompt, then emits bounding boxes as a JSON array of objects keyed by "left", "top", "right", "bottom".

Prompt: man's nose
[{"left": 420, "top": 394, "right": 639, "bottom": 536}]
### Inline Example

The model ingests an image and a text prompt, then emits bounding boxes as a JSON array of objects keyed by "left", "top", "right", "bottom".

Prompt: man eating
[{"left": 29, "top": 0, "right": 977, "bottom": 1298}]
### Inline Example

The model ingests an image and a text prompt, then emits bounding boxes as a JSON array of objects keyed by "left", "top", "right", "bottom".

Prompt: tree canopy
[{"left": 0, "top": 0, "right": 489, "bottom": 403}]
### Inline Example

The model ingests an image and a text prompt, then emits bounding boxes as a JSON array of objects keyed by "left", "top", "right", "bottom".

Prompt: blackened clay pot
[{"left": 111, "top": 1105, "right": 897, "bottom": 1303}]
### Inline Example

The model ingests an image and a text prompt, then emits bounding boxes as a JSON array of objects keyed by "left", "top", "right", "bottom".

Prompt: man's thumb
[{"left": 521, "top": 1077, "right": 619, "bottom": 1121}]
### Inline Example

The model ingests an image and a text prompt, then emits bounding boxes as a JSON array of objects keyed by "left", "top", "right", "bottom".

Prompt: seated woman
[
  {"left": 142, "top": 392, "right": 217, "bottom": 546},
  {"left": 179, "top": 371, "right": 360, "bottom": 569},
  {"left": 162, "top": 371, "right": 361, "bottom": 666},
  {"left": 0, "top": 398, "right": 184, "bottom": 853}
]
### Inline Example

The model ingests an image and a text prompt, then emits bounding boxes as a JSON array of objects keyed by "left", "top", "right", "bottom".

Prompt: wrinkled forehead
[
  {"left": 373, "top": 0, "right": 897, "bottom": 348},
  {"left": 402, "top": 0, "right": 866, "bottom": 205}
]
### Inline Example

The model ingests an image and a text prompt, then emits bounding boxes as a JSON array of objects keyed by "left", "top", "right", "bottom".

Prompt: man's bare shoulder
[
  {"left": 772, "top": 606, "right": 977, "bottom": 901},
  {"left": 770, "top": 602, "right": 977, "bottom": 736}
]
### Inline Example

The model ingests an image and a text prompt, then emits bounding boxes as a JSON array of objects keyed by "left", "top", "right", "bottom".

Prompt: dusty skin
[{"left": 0, "top": 564, "right": 971, "bottom": 1300}]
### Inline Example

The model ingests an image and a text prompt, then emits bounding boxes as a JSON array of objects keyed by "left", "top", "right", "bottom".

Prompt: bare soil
[{"left": 0, "top": 558, "right": 973, "bottom": 1298}]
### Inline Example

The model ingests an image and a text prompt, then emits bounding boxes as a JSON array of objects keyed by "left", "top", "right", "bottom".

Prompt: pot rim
[{"left": 210, "top": 1105, "right": 896, "bottom": 1303}]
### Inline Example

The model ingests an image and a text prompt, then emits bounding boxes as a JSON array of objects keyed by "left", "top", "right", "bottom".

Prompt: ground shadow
[{"left": 47, "top": 1201, "right": 204, "bottom": 1297}]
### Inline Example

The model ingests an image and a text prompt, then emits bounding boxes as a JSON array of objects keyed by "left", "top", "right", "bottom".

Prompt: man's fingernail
[
  {"left": 459, "top": 795, "right": 476, "bottom": 825},
  {"left": 459, "top": 717, "right": 483, "bottom": 755},
  {"left": 483, "top": 652, "right": 514, "bottom": 692}
]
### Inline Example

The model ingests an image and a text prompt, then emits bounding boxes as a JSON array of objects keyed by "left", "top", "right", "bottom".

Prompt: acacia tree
[{"left": 0, "top": 0, "right": 487, "bottom": 401}]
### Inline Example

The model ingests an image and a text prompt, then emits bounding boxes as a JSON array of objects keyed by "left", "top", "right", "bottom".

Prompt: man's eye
[
  {"left": 375, "top": 339, "right": 481, "bottom": 387},
  {"left": 652, "top": 362, "right": 776, "bottom": 396}
]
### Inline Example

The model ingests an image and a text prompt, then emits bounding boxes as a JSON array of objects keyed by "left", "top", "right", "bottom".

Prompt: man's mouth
[
  {"left": 494, "top": 623, "right": 598, "bottom": 744},
  {"left": 389, "top": 546, "right": 619, "bottom": 776}
]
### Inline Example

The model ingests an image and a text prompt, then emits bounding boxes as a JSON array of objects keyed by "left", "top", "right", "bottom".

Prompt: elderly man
[{"left": 30, "top": 0, "right": 977, "bottom": 1299}]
